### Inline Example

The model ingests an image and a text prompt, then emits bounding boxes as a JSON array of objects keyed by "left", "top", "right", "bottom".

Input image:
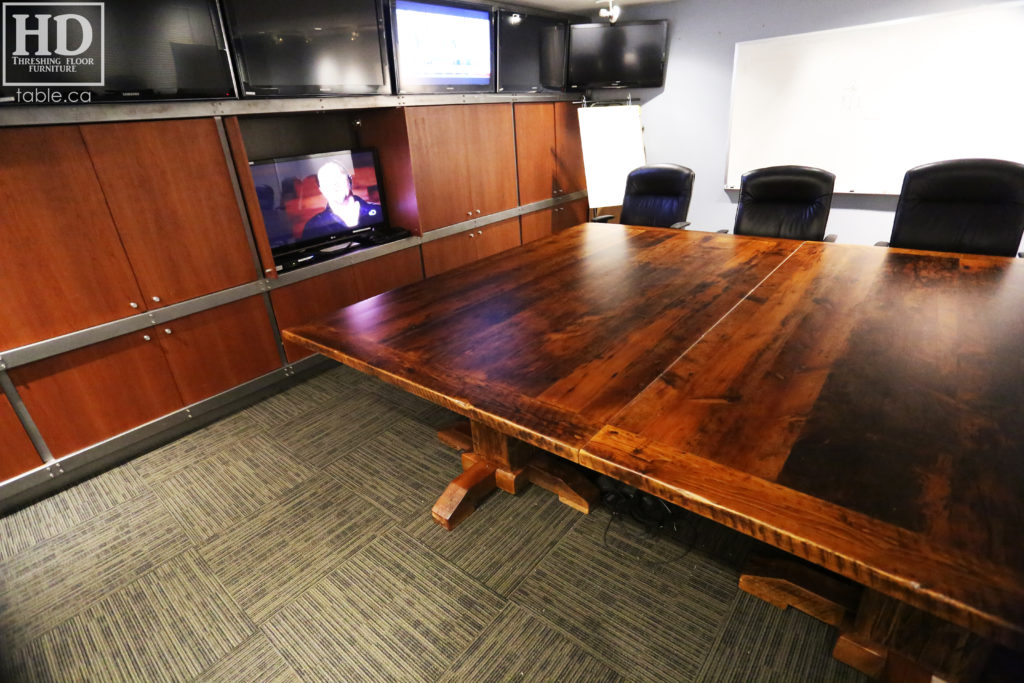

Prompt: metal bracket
[{"left": 46, "top": 462, "right": 65, "bottom": 478}]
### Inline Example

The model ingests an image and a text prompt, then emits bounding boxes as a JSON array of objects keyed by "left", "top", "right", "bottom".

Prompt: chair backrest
[
  {"left": 619, "top": 164, "right": 695, "bottom": 228},
  {"left": 889, "top": 159, "right": 1024, "bottom": 257},
  {"left": 734, "top": 165, "right": 835, "bottom": 241}
]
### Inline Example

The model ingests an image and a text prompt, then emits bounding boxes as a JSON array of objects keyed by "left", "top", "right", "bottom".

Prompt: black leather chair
[
  {"left": 595, "top": 164, "right": 695, "bottom": 228},
  {"left": 731, "top": 165, "right": 836, "bottom": 241},
  {"left": 882, "top": 159, "right": 1024, "bottom": 257}
]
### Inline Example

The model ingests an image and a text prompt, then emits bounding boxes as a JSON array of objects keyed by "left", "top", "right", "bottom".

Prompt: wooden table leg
[
  {"left": 432, "top": 419, "right": 598, "bottom": 530},
  {"left": 741, "top": 552, "right": 995, "bottom": 682}
]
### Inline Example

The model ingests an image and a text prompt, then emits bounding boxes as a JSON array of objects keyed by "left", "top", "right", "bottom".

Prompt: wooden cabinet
[
  {"left": 10, "top": 332, "right": 185, "bottom": 458},
  {"left": 9, "top": 296, "right": 280, "bottom": 458},
  {"left": 0, "top": 394, "right": 43, "bottom": 482},
  {"left": 81, "top": 118, "right": 258, "bottom": 307},
  {"left": 422, "top": 218, "right": 522, "bottom": 277},
  {"left": 554, "top": 101, "right": 586, "bottom": 195},
  {"left": 514, "top": 102, "right": 586, "bottom": 206},
  {"left": 156, "top": 296, "right": 281, "bottom": 406},
  {"left": 521, "top": 199, "right": 590, "bottom": 244},
  {"left": 0, "top": 125, "right": 145, "bottom": 350},
  {"left": 271, "top": 247, "right": 425, "bottom": 361},
  {"left": 361, "top": 104, "right": 518, "bottom": 233}
]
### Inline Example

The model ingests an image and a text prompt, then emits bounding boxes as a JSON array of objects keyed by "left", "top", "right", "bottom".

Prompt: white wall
[{"left": 602, "top": 0, "right": 1001, "bottom": 244}]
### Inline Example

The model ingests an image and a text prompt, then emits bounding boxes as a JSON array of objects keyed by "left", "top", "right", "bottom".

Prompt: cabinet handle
[
  {"left": 129, "top": 301, "right": 139, "bottom": 309},
  {"left": 142, "top": 334, "right": 151, "bottom": 341},
  {"left": 469, "top": 233, "right": 475, "bottom": 238},
  {"left": 152, "top": 296, "right": 161, "bottom": 303},
  {"left": 475, "top": 209, "right": 481, "bottom": 214},
  {"left": 164, "top": 328, "right": 172, "bottom": 335},
  {"left": 466, "top": 211, "right": 473, "bottom": 216},
  {"left": 477, "top": 230, "right": 483, "bottom": 235}
]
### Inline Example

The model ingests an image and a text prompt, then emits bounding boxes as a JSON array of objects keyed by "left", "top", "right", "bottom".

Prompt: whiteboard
[
  {"left": 578, "top": 105, "right": 647, "bottom": 207},
  {"left": 726, "top": 2, "right": 1024, "bottom": 195}
]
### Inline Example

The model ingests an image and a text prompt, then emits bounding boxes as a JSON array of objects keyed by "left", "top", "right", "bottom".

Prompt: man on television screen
[{"left": 303, "top": 161, "right": 381, "bottom": 237}]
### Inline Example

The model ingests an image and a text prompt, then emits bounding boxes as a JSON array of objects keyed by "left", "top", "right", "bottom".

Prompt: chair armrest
[
  {"left": 592, "top": 214, "right": 615, "bottom": 224},
  {"left": 874, "top": 241, "right": 890, "bottom": 247},
  {"left": 1018, "top": 252, "right": 1023, "bottom": 258},
  {"left": 717, "top": 229, "right": 729, "bottom": 234},
  {"left": 823, "top": 234, "right": 838, "bottom": 243},
  {"left": 670, "top": 221, "right": 690, "bottom": 229}
]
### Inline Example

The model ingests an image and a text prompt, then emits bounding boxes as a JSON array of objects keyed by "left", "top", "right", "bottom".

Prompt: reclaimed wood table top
[{"left": 282, "top": 223, "right": 1024, "bottom": 651}]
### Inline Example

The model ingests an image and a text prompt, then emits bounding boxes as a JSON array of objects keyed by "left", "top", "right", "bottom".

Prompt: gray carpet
[{"left": 0, "top": 363, "right": 869, "bottom": 682}]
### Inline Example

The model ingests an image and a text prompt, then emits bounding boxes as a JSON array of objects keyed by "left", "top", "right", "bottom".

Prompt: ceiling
[{"left": 510, "top": 0, "right": 673, "bottom": 15}]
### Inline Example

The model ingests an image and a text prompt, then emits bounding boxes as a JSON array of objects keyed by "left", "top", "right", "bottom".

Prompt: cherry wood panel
[
  {"left": 0, "top": 394, "right": 43, "bottom": 481},
  {"left": 80, "top": 118, "right": 258, "bottom": 307},
  {"left": 513, "top": 103, "right": 556, "bottom": 205},
  {"left": 10, "top": 332, "right": 184, "bottom": 458},
  {"left": 406, "top": 104, "right": 518, "bottom": 231},
  {"left": 224, "top": 116, "right": 277, "bottom": 279},
  {"left": 405, "top": 105, "right": 475, "bottom": 230},
  {"left": 463, "top": 105, "right": 519, "bottom": 220},
  {"left": 0, "top": 125, "right": 144, "bottom": 350},
  {"left": 358, "top": 107, "right": 421, "bottom": 234},
  {"left": 554, "top": 198, "right": 589, "bottom": 231},
  {"left": 521, "top": 200, "right": 591, "bottom": 244},
  {"left": 520, "top": 209, "right": 555, "bottom": 244},
  {"left": 271, "top": 246, "right": 424, "bottom": 361},
  {"left": 554, "top": 102, "right": 586, "bottom": 194},
  {"left": 157, "top": 296, "right": 281, "bottom": 405},
  {"left": 422, "top": 230, "right": 479, "bottom": 278},
  {"left": 474, "top": 218, "right": 521, "bottom": 262}
]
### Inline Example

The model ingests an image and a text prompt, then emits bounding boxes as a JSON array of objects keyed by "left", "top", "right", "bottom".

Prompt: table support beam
[{"left": 432, "top": 420, "right": 598, "bottom": 530}]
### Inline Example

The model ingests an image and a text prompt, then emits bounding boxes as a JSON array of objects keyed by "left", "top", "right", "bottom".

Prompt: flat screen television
[
  {"left": 497, "top": 10, "right": 566, "bottom": 93},
  {"left": 0, "top": 0, "right": 235, "bottom": 105},
  {"left": 250, "top": 149, "right": 388, "bottom": 261},
  {"left": 567, "top": 20, "right": 668, "bottom": 89},
  {"left": 222, "top": 0, "right": 390, "bottom": 96},
  {"left": 391, "top": 0, "right": 494, "bottom": 94}
]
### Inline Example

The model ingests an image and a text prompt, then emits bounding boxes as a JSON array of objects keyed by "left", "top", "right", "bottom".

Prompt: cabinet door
[
  {"left": 474, "top": 218, "right": 521, "bottom": 261},
  {"left": 422, "top": 230, "right": 480, "bottom": 278},
  {"left": 554, "top": 198, "right": 590, "bottom": 231},
  {"left": 0, "top": 125, "right": 145, "bottom": 350},
  {"left": 465, "top": 104, "right": 519, "bottom": 218},
  {"left": 521, "top": 209, "right": 555, "bottom": 244},
  {"left": 554, "top": 102, "right": 586, "bottom": 195},
  {"left": 10, "top": 332, "right": 184, "bottom": 458},
  {"left": 514, "top": 103, "right": 556, "bottom": 205},
  {"left": 0, "top": 394, "right": 43, "bottom": 481},
  {"left": 271, "top": 247, "right": 424, "bottom": 361},
  {"left": 406, "top": 105, "right": 475, "bottom": 230},
  {"left": 157, "top": 296, "right": 282, "bottom": 405},
  {"left": 80, "top": 118, "right": 258, "bottom": 308}
]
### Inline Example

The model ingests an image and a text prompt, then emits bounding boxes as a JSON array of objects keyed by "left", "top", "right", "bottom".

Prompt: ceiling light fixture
[{"left": 597, "top": 0, "right": 621, "bottom": 24}]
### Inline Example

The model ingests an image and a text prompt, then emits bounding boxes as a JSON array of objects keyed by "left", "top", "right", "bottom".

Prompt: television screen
[
  {"left": 0, "top": 0, "right": 235, "bottom": 105},
  {"left": 497, "top": 11, "right": 566, "bottom": 93},
  {"left": 568, "top": 21, "right": 668, "bottom": 89},
  {"left": 250, "top": 150, "right": 387, "bottom": 255},
  {"left": 222, "top": 0, "right": 390, "bottom": 96},
  {"left": 392, "top": 0, "right": 494, "bottom": 94}
]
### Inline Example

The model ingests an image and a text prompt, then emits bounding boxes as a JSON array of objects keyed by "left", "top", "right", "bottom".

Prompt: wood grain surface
[
  {"left": 282, "top": 224, "right": 1024, "bottom": 651},
  {"left": 514, "top": 103, "right": 556, "bottom": 205},
  {"left": 0, "top": 125, "right": 145, "bottom": 350},
  {"left": 0, "top": 393, "right": 43, "bottom": 481},
  {"left": 80, "top": 118, "right": 258, "bottom": 307}
]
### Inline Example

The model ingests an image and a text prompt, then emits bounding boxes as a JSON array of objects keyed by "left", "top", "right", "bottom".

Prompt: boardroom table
[{"left": 282, "top": 223, "right": 1024, "bottom": 681}]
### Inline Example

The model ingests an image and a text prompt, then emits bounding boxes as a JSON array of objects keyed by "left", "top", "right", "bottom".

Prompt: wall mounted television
[
  {"left": 221, "top": 0, "right": 390, "bottom": 97},
  {"left": 0, "top": 0, "right": 235, "bottom": 105},
  {"left": 497, "top": 10, "right": 567, "bottom": 93},
  {"left": 567, "top": 20, "right": 668, "bottom": 89},
  {"left": 390, "top": 0, "right": 494, "bottom": 94},
  {"left": 250, "top": 149, "right": 388, "bottom": 267}
]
